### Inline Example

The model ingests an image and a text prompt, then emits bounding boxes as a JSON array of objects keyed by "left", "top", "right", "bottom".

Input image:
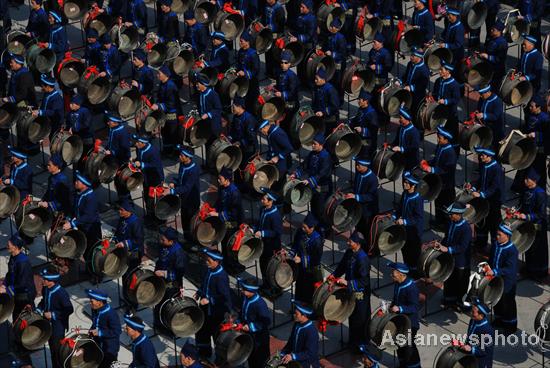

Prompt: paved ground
[{"left": 0, "top": 1, "right": 549, "bottom": 367}]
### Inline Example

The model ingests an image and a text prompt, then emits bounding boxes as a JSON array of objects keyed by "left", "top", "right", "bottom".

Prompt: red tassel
[
  {"left": 199, "top": 203, "right": 215, "bottom": 221},
  {"left": 129, "top": 273, "right": 138, "bottom": 290},
  {"left": 60, "top": 338, "right": 76, "bottom": 349},
  {"left": 19, "top": 319, "right": 28, "bottom": 330},
  {"left": 231, "top": 224, "right": 248, "bottom": 251}
]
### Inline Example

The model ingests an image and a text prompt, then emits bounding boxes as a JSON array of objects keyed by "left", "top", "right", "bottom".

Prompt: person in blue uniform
[
  {"left": 437, "top": 202, "right": 472, "bottom": 309},
  {"left": 420, "top": 126, "right": 457, "bottom": 229},
  {"left": 114, "top": 198, "right": 144, "bottom": 269},
  {"left": 33, "top": 74, "right": 64, "bottom": 137},
  {"left": 402, "top": 48, "right": 430, "bottom": 118},
  {"left": 126, "top": 0, "right": 148, "bottom": 34},
  {"left": 230, "top": 96, "right": 258, "bottom": 165},
  {"left": 3, "top": 147, "right": 33, "bottom": 199},
  {"left": 276, "top": 51, "right": 300, "bottom": 136},
  {"left": 124, "top": 314, "right": 160, "bottom": 368},
  {"left": 346, "top": 156, "right": 378, "bottom": 246},
  {"left": 349, "top": 91, "right": 378, "bottom": 159},
  {"left": 46, "top": 11, "right": 68, "bottom": 62},
  {"left": 290, "top": 0, "right": 316, "bottom": 50},
  {"left": 324, "top": 18, "right": 347, "bottom": 95},
  {"left": 312, "top": 68, "right": 340, "bottom": 132},
  {"left": 170, "top": 145, "right": 200, "bottom": 232},
  {"left": 152, "top": 65, "right": 181, "bottom": 155},
  {"left": 106, "top": 0, "right": 127, "bottom": 18},
  {"left": 181, "top": 344, "right": 203, "bottom": 368},
  {"left": 98, "top": 33, "right": 121, "bottom": 80},
  {"left": 196, "top": 73, "right": 222, "bottom": 137},
  {"left": 338, "top": 0, "right": 357, "bottom": 56},
  {"left": 331, "top": 231, "right": 371, "bottom": 349},
  {"left": 260, "top": 120, "right": 294, "bottom": 189},
  {"left": 133, "top": 135, "right": 164, "bottom": 214},
  {"left": 204, "top": 32, "right": 230, "bottom": 72},
  {"left": 87, "top": 289, "right": 121, "bottom": 368},
  {"left": 359, "top": 344, "right": 383, "bottom": 368},
  {"left": 394, "top": 171, "right": 424, "bottom": 277},
  {"left": 391, "top": 108, "right": 421, "bottom": 171},
  {"left": 130, "top": 50, "right": 154, "bottom": 101},
  {"left": 84, "top": 28, "right": 102, "bottom": 67},
  {"left": 237, "top": 31, "right": 260, "bottom": 111},
  {"left": 460, "top": 298, "right": 494, "bottom": 368},
  {"left": 238, "top": 278, "right": 272, "bottom": 368},
  {"left": 388, "top": 262, "right": 421, "bottom": 368},
  {"left": 518, "top": 0, "right": 544, "bottom": 47},
  {"left": 158, "top": 0, "right": 181, "bottom": 42},
  {"left": 263, "top": 0, "right": 286, "bottom": 78},
  {"left": 105, "top": 112, "right": 131, "bottom": 164},
  {"left": 67, "top": 95, "right": 94, "bottom": 153},
  {"left": 214, "top": 167, "right": 244, "bottom": 227},
  {"left": 195, "top": 249, "right": 232, "bottom": 358},
  {"left": 367, "top": 33, "right": 393, "bottom": 88},
  {"left": 439, "top": 7, "right": 464, "bottom": 71},
  {"left": 486, "top": 224, "right": 518, "bottom": 335},
  {"left": 517, "top": 34, "right": 544, "bottom": 94},
  {"left": 433, "top": 62, "right": 461, "bottom": 123},
  {"left": 475, "top": 85, "right": 503, "bottom": 150},
  {"left": 467, "top": 147, "right": 503, "bottom": 252},
  {"left": 2, "top": 53, "right": 36, "bottom": 107},
  {"left": 291, "top": 213, "right": 324, "bottom": 303},
  {"left": 478, "top": 21, "right": 507, "bottom": 90},
  {"left": 516, "top": 169, "right": 548, "bottom": 280},
  {"left": 280, "top": 300, "right": 320, "bottom": 368},
  {"left": 412, "top": 0, "right": 434, "bottom": 43},
  {"left": 38, "top": 154, "right": 73, "bottom": 216},
  {"left": 183, "top": 10, "right": 209, "bottom": 57},
  {"left": 27, "top": 0, "right": 49, "bottom": 41},
  {"left": 36, "top": 268, "right": 74, "bottom": 368},
  {"left": 255, "top": 187, "right": 283, "bottom": 294}
]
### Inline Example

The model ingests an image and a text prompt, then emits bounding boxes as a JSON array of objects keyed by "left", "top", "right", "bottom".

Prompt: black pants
[
  {"left": 294, "top": 268, "right": 319, "bottom": 304},
  {"left": 195, "top": 308, "right": 224, "bottom": 358},
  {"left": 259, "top": 252, "right": 277, "bottom": 290},
  {"left": 99, "top": 352, "right": 117, "bottom": 368},
  {"left": 349, "top": 294, "right": 371, "bottom": 347},
  {"left": 49, "top": 334, "right": 63, "bottom": 368},
  {"left": 397, "top": 327, "right": 420, "bottom": 368},
  {"left": 12, "top": 295, "right": 34, "bottom": 324},
  {"left": 434, "top": 186, "right": 455, "bottom": 226},
  {"left": 356, "top": 213, "right": 374, "bottom": 252},
  {"left": 161, "top": 120, "right": 179, "bottom": 154},
  {"left": 443, "top": 267, "right": 470, "bottom": 304},
  {"left": 83, "top": 222, "right": 103, "bottom": 264},
  {"left": 248, "top": 331, "right": 270, "bottom": 368},
  {"left": 525, "top": 227, "right": 549, "bottom": 277},
  {"left": 494, "top": 287, "right": 517, "bottom": 330},
  {"left": 474, "top": 200, "right": 500, "bottom": 250},
  {"left": 402, "top": 227, "right": 421, "bottom": 273}
]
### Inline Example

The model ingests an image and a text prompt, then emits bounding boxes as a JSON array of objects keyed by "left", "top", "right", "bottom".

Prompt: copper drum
[
  {"left": 171, "top": 44, "right": 195, "bottom": 76},
  {"left": 355, "top": 14, "right": 382, "bottom": 41},
  {"left": 543, "top": 33, "right": 550, "bottom": 61},
  {"left": 498, "top": 70, "right": 533, "bottom": 107},
  {"left": 207, "top": 137, "right": 243, "bottom": 173},
  {"left": 195, "top": 0, "right": 218, "bottom": 23},
  {"left": 124, "top": 266, "right": 166, "bottom": 307},
  {"left": 242, "top": 156, "right": 280, "bottom": 193},
  {"left": 369, "top": 308, "right": 411, "bottom": 351},
  {"left": 0, "top": 294, "right": 14, "bottom": 324},
  {"left": 497, "top": 129, "right": 536, "bottom": 170},
  {"left": 214, "top": 11, "right": 245, "bottom": 41},
  {"left": 434, "top": 346, "right": 478, "bottom": 368},
  {"left": 218, "top": 69, "right": 249, "bottom": 100},
  {"left": 179, "top": 110, "right": 212, "bottom": 147},
  {"left": 424, "top": 42, "right": 453, "bottom": 72},
  {"left": 191, "top": 212, "right": 227, "bottom": 246},
  {"left": 324, "top": 192, "right": 362, "bottom": 232},
  {"left": 249, "top": 21, "right": 273, "bottom": 54},
  {"left": 416, "top": 97, "right": 449, "bottom": 131},
  {"left": 89, "top": 13, "right": 114, "bottom": 37},
  {"left": 145, "top": 39, "right": 168, "bottom": 68},
  {"left": 503, "top": 10, "right": 530, "bottom": 44},
  {"left": 341, "top": 59, "right": 375, "bottom": 96},
  {"left": 14, "top": 199, "right": 54, "bottom": 238},
  {"left": 91, "top": 239, "right": 129, "bottom": 278},
  {"left": 455, "top": 189, "right": 489, "bottom": 225},
  {"left": 63, "top": 0, "right": 87, "bottom": 19},
  {"left": 226, "top": 225, "right": 263, "bottom": 265},
  {"left": 48, "top": 228, "right": 87, "bottom": 259},
  {"left": 255, "top": 88, "right": 285, "bottom": 121},
  {"left": 299, "top": 49, "right": 336, "bottom": 85},
  {"left": 458, "top": 122, "right": 493, "bottom": 151},
  {"left": 84, "top": 150, "right": 119, "bottom": 184},
  {"left": 411, "top": 167, "right": 442, "bottom": 202},
  {"left": 458, "top": 0, "right": 487, "bottom": 30},
  {"left": 372, "top": 149, "right": 405, "bottom": 181},
  {"left": 283, "top": 178, "right": 313, "bottom": 207},
  {"left": 191, "top": 64, "right": 219, "bottom": 87},
  {"left": 172, "top": 0, "right": 192, "bottom": 12},
  {"left": 159, "top": 296, "right": 205, "bottom": 337},
  {"left": 272, "top": 36, "right": 305, "bottom": 67},
  {"left": 534, "top": 301, "right": 550, "bottom": 344},
  {"left": 13, "top": 310, "right": 52, "bottom": 350},
  {"left": 109, "top": 86, "right": 140, "bottom": 117},
  {"left": 26, "top": 44, "right": 56, "bottom": 74},
  {"left": 78, "top": 72, "right": 112, "bottom": 105},
  {"left": 215, "top": 330, "right": 254, "bottom": 367},
  {"left": 266, "top": 253, "right": 296, "bottom": 289},
  {"left": 370, "top": 215, "right": 406, "bottom": 254},
  {"left": 325, "top": 124, "right": 362, "bottom": 162},
  {"left": 144, "top": 109, "right": 166, "bottom": 133},
  {"left": 465, "top": 264, "right": 504, "bottom": 306},
  {"left": 153, "top": 193, "right": 181, "bottom": 220},
  {"left": 17, "top": 111, "right": 51, "bottom": 144},
  {"left": 317, "top": 3, "right": 346, "bottom": 32},
  {"left": 7, "top": 29, "right": 32, "bottom": 55},
  {"left": 0, "top": 102, "right": 19, "bottom": 130},
  {"left": 110, "top": 24, "right": 140, "bottom": 53},
  {"left": 290, "top": 106, "right": 325, "bottom": 147},
  {"left": 0, "top": 185, "right": 20, "bottom": 218},
  {"left": 380, "top": 81, "right": 412, "bottom": 116},
  {"left": 391, "top": 26, "right": 424, "bottom": 55},
  {"left": 58, "top": 334, "right": 104, "bottom": 367},
  {"left": 418, "top": 243, "right": 455, "bottom": 283},
  {"left": 57, "top": 57, "right": 86, "bottom": 88},
  {"left": 457, "top": 55, "right": 493, "bottom": 88},
  {"left": 50, "top": 129, "right": 84, "bottom": 164},
  {"left": 503, "top": 217, "right": 536, "bottom": 254},
  {"left": 312, "top": 281, "right": 356, "bottom": 323},
  {"left": 115, "top": 163, "right": 144, "bottom": 192}
]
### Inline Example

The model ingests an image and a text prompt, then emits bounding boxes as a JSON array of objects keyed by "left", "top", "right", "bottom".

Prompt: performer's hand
[
  {"left": 396, "top": 218, "right": 404, "bottom": 225},
  {"left": 275, "top": 91, "right": 282, "bottom": 97},
  {"left": 237, "top": 70, "right": 245, "bottom": 77},
  {"left": 471, "top": 191, "right": 480, "bottom": 198},
  {"left": 115, "top": 242, "right": 125, "bottom": 248},
  {"left": 438, "top": 99, "right": 445, "bottom": 105},
  {"left": 200, "top": 298, "right": 209, "bottom": 305},
  {"left": 337, "top": 278, "right": 347, "bottom": 286},
  {"left": 464, "top": 182, "right": 472, "bottom": 190},
  {"left": 289, "top": 36, "right": 297, "bottom": 43},
  {"left": 89, "top": 329, "right": 98, "bottom": 336},
  {"left": 255, "top": 231, "right": 262, "bottom": 238},
  {"left": 293, "top": 255, "right": 301, "bottom": 264},
  {"left": 0, "top": 285, "right": 6, "bottom": 294},
  {"left": 281, "top": 354, "right": 293, "bottom": 364},
  {"left": 519, "top": 76, "right": 526, "bottom": 81},
  {"left": 475, "top": 112, "right": 483, "bottom": 120},
  {"left": 37, "top": 201, "right": 48, "bottom": 208},
  {"left": 392, "top": 146, "right": 401, "bottom": 152},
  {"left": 390, "top": 305, "right": 400, "bottom": 313},
  {"left": 202, "top": 114, "right": 209, "bottom": 120},
  {"left": 242, "top": 324, "right": 250, "bottom": 332},
  {"left": 32, "top": 110, "right": 39, "bottom": 117},
  {"left": 63, "top": 222, "right": 72, "bottom": 230},
  {"left": 438, "top": 245, "right": 448, "bottom": 253},
  {"left": 134, "top": 161, "right": 141, "bottom": 167},
  {"left": 479, "top": 53, "right": 488, "bottom": 59},
  {"left": 369, "top": 64, "right": 376, "bottom": 71},
  {"left": 155, "top": 270, "right": 167, "bottom": 278},
  {"left": 354, "top": 126, "right": 362, "bottom": 133},
  {"left": 151, "top": 104, "right": 159, "bottom": 111},
  {"left": 98, "top": 72, "right": 107, "bottom": 78},
  {"left": 461, "top": 344, "right": 472, "bottom": 352},
  {"left": 344, "top": 193, "right": 355, "bottom": 199},
  {"left": 169, "top": 183, "right": 175, "bottom": 189},
  {"left": 131, "top": 80, "right": 139, "bottom": 88},
  {"left": 105, "top": 150, "right": 112, "bottom": 155},
  {"left": 485, "top": 268, "right": 494, "bottom": 276},
  {"left": 44, "top": 312, "right": 52, "bottom": 320}
]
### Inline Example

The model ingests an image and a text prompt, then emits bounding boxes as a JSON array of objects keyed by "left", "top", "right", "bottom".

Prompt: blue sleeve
[
  {"left": 55, "top": 291, "right": 74, "bottom": 322},
  {"left": 292, "top": 328, "right": 319, "bottom": 364},
  {"left": 174, "top": 167, "right": 199, "bottom": 196},
  {"left": 348, "top": 256, "right": 370, "bottom": 292},
  {"left": 261, "top": 213, "right": 283, "bottom": 238},
  {"left": 403, "top": 128, "right": 420, "bottom": 154},
  {"left": 398, "top": 287, "right": 419, "bottom": 315},
  {"left": 308, "top": 153, "right": 332, "bottom": 189},
  {"left": 447, "top": 226, "right": 472, "bottom": 256},
  {"left": 50, "top": 30, "right": 67, "bottom": 55},
  {"left": 356, "top": 175, "right": 378, "bottom": 203},
  {"left": 15, "top": 261, "right": 34, "bottom": 294},
  {"left": 99, "top": 312, "right": 121, "bottom": 339},
  {"left": 74, "top": 195, "right": 99, "bottom": 227},
  {"left": 327, "top": 85, "right": 340, "bottom": 117}
]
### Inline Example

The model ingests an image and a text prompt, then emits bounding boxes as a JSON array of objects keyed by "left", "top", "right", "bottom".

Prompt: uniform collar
[{"left": 132, "top": 333, "right": 147, "bottom": 346}]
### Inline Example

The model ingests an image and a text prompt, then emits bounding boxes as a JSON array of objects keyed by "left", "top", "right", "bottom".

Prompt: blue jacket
[
  {"left": 36, "top": 284, "right": 73, "bottom": 337},
  {"left": 85, "top": 40, "right": 102, "bottom": 67},
  {"left": 367, "top": 47, "right": 393, "bottom": 82},
  {"left": 267, "top": 125, "right": 294, "bottom": 176},
  {"left": 402, "top": 59, "right": 430, "bottom": 99},
  {"left": 127, "top": 0, "right": 147, "bottom": 29},
  {"left": 296, "top": 149, "right": 332, "bottom": 192},
  {"left": 519, "top": 0, "right": 543, "bottom": 23},
  {"left": 157, "top": 78, "right": 182, "bottom": 118},
  {"left": 392, "top": 277, "right": 420, "bottom": 329},
  {"left": 412, "top": 7, "right": 434, "bottom": 43},
  {"left": 312, "top": 82, "right": 339, "bottom": 119},
  {"left": 5, "top": 252, "right": 35, "bottom": 300},
  {"left": 350, "top": 105, "right": 378, "bottom": 141},
  {"left": 518, "top": 48, "right": 543, "bottom": 92},
  {"left": 474, "top": 159, "right": 503, "bottom": 203},
  {"left": 136, "top": 142, "right": 164, "bottom": 187},
  {"left": 39, "top": 89, "right": 65, "bottom": 133},
  {"left": 519, "top": 186, "right": 546, "bottom": 226},
  {"left": 108, "top": 124, "right": 131, "bottom": 164},
  {"left": 231, "top": 111, "right": 258, "bottom": 153},
  {"left": 71, "top": 188, "right": 101, "bottom": 231},
  {"left": 396, "top": 190, "right": 424, "bottom": 236},
  {"left": 281, "top": 321, "right": 320, "bottom": 368},
  {"left": 205, "top": 43, "right": 230, "bottom": 72},
  {"left": 237, "top": 47, "right": 261, "bottom": 80},
  {"left": 489, "top": 240, "right": 518, "bottom": 293},
  {"left": 130, "top": 334, "right": 160, "bottom": 368},
  {"left": 106, "top": 0, "right": 127, "bottom": 17},
  {"left": 67, "top": 106, "right": 94, "bottom": 141},
  {"left": 433, "top": 76, "right": 461, "bottom": 118},
  {"left": 392, "top": 123, "right": 420, "bottom": 170},
  {"left": 256, "top": 205, "right": 283, "bottom": 254},
  {"left": 294, "top": 12, "right": 317, "bottom": 45},
  {"left": 467, "top": 318, "right": 494, "bottom": 368},
  {"left": 484, "top": 35, "right": 507, "bottom": 76},
  {"left": 172, "top": 160, "right": 200, "bottom": 211},
  {"left": 216, "top": 183, "right": 244, "bottom": 224},
  {"left": 240, "top": 293, "right": 271, "bottom": 340},
  {"left": 522, "top": 111, "right": 550, "bottom": 152},
  {"left": 158, "top": 11, "right": 180, "bottom": 42},
  {"left": 442, "top": 218, "right": 472, "bottom": 268},
  {"left": 199, "top": 87, "right": 222, "bottom": 136},
  {"left": 428, "top": 143, "right": 457, "bottom": 190},
  {"left": 27, "top": 7, "right": 49, "bottom": 40},
  {"left": 477, "top": 93, "right": 504, "bottom": 144},
  {"left": 91, "top": 303, "right": 121, "bottom": 356},
  {"left": 325, "top": 32, "right": 347, "bottom": 65},
  {"left": 197, "top": 265, "right": 232, "bottom": 316},
  {"left": 353, "top": 168, "right": 379, "bottom": 218},
  {"left": 184, "top": 22, "right": 209, "bottom": 56},
  {"left": 101, "top": 45, "right": 122, "bottom": 78},
  {"left": 42, "top": 170, "right": 73, "bottom": 215},
  {"left": 155, "top": 242, "right": 187, "bottom": 285},
  {"left": 133, "top": 65, "right": 155, "bottom": 95},
  {"left": 291, "top": 229, "right": 323, "bottom": 271},
  {"left": 49, "top": 24, "right": 68, "bottom": 61},
  {"left": 10, "top": 162, "right": 33, "bottom": 199},
  {"left": 114, "top": 213, "right": 144, "bottom": 253},
  {"left": 276, "top": 69, "right": 299, "bottom": 107},
  {"left": 263, "top": 2, "right": 285, "bottom": 33},
  {"left": 7, "top": 66, "right": 36, "bottom": 105},
  {"left": 333, "top": 248, "right": 371, "bottom": 295},
  {"left": 441, "top": 19, "right": 464, "bottom": 64}
]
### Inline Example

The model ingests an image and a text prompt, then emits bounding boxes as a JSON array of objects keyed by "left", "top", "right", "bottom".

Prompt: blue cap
[
  {"left": 233, "top": 96, "right": 245, "bottom": 107},
  {"left": 330, "top": 18, "right": 342, "bottom": 29},
  {"left": 301, "top": 0, "right": 313, "bottom": 9},
  {"left": 531, "top": 94, "right": 544, "bottom": 107},
  {"left": 387, "top": 261, "right": 410, "bottom": 274},
  {"left": 403, "top": 171, "right": 420, "bottom": 185},
  {"left": 132, "top": 49, "right": 147, "bottom": 62},
  {"left": 238, "top": 277, "right": 260, "bottom": 292},
  {"left": 49, "top": 10, "right": 62, "bottom": 23},
  {"left": 359, "top": 89, "right": 372, "bottom": 101},
  {"left": 522, "top": 34, "right": 537, "bottom": 44},
  {"left": 211, "top": 31, "right": 225, "bottom": 40},
  {"left": 162, "top": 227, "right": 179, "bottom": 241},
  {"left": 359, "top": 344, "right": 382, "bottom": 363},
  {"left": 71, "top": 94, "right": 84, "bottom": 105},
  {"left": 373, "top": 32, "right": 385, "bottom": 43},
  {"left": 86, "top": 289, "right": 109, "bottom": 302},
  {"left": 100, "top": 33, "right": 112, "bottom": 44},
  {"left": 399, "top": 107, "right": 412, "bottom": 121},
  {"left": 441, "top": 61, "right": 454, "bottom": 71},
  {"left": 202, "top": 247, "right": 224, "bottom": 261},
  {"left": 181, "top": 344, "right": 199, "bottom": 360},
  {"left": 49, "top": 154, "right": 64, "bottom": 168},
  {"left": 493, "top": 20, "right": 505, "bottom": 32},
  {"left": 124, "top": 313, "right": 145, "bottom": 331},
  {"left": 354, "top": 156, "right": 371, "bottom": 166},
  {"left": 436, "top": 125, "right": 453, "bottom": 140},
  {"left": 445, "top": 202, "right": 466, "bottom": 214},
  {"left": 418, "top": 0, "right": 427, "bottom": 4},
  {"left": 9, "top": 53, "right": 25, "bottom": 64},
  {"left": 316, "top": 67, "right": 327, "bottom": 80},
  {"left": 312, "top": 132, "right": 325, "bottom": 145},
  {"left": 183, "top": 9, "right": 194, "bottom": 19},
  {"left": 472, "top": 297, "right": 490, "bottom": 316},
  {"left": 304, "top": 213, "right": 318, "bottom": 228},
  {"left": 8, "top": 146, "right": 27, "bottom": 160},
  {"left": 498, "top": 223, "right": 513, "bottom": 236},
  {"left": 75, "top": 170, "right": 93, "bottom": 187},
  {"left": 40, "top": 73, "right": 56, "bottom": 86},
  {"left": 9, "top": 233, "right": 25, "bottom": 249},
  {"left": 132, "top": 134, "right": 149, "bottom": 144},
  {"left": 259, "top": 119, "right": 270, "bottom": 129},
  {"left": 196, "top": 73, "right": 210, "bottom": 86},
  {"left": 86, "top": 28, "right": 99, "bottom": 39},
  {"left": 476, "top": 85, "right": 491, "bottom": 94},
  {"left": 105, "top": 111, "right": 123, "bottom": 123},
  {"left": 260, "top": 187, "right": 278, "bottom": 201},
  {"left": 240, "top": 30, "right": 252, "bottom": 43},
  {"left": 159, "top": 65, "right": 171, "bottom": 77},
  {"left": 412, "top": 48, "right": 424, "bottom": 58},
  {"left": 292, "top": 299, "right": 314, "bottom": 317},
  {"left": 219, "top": 167, "right": 233, "bottom": 180},
  {"left": 40, "top": 268, "right": 61, "bottom": 281},
  {"left": 526, "top": 167, "right": 540, "bottom": 182},
  {"left": 177, "top": 144, "right": 194, "bottom": 158},
  {"left": 280, "top": 50, "right": 292, "bottom": 62},
  {"left": 349, "top": 230, "right": 364, "bottom": 245},
  {"left": 446, "top": 6, "right": 460, "bottom": 16},
  {"left": 118, "top": 198, "right": 135, "bottom": 212},
  {"left": 474, "top": 146, "right": 495, "bottom": 156}
]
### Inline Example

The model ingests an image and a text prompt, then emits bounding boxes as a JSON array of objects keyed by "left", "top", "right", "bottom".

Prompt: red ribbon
[
  {"left": 231, "top": 224, "right": 247, "bottom": 251},
  {"left": 84, "top": 66, "right": 99, "bottom": 80},
  {"left": 223, "top": 2, "right": 241, "bottom": 15},
  {"left": 356, "top": 15, "right": 365, "bottom": 35},
  {"left": 141, "top": 95, "right": 152, "bottom": 108},
  {"left": 19, "top": 319, "right": 28, "bottom": 330},
  {"left": 275, "top": 38, "right": 285, "bottom": 49},
  {"left": 148, "top": 186, "right": 164, "bottom": 198},
  {"left": 315, "top": 49, "right": 325, "bottom": 57},
  {"left": 199, "top": 202, "right": 215, "bottom": 221},
  {"left": 101, "top": 239, "right": 110, "bottom": 255},
  {"left": 184, "top": 116, "right": 195, "bottom": 129},
  {"left": 257, "top": 95, "right": 266, "bottom": 105},
  {"left": 57, "top": 0, "right": 64, "bottom": 9},
  {"left": 395, "top": 20, "right": 406, "bottom": 50},
  {"left": 420, "top": 159, "right": 430, "bottom": 172},
  {"left": 93, "top": 138, "right": 103, "bottom": 153},
  {"left": 244, "top": 161, "right": 256, "bottom": 176},
  {"left": 428, "top": 0, "right": 435, "bottom": 19},
  {"left": 217, "top": 73, "right": 225, "bottom": 81},
  {"left": 376, "top": 309, "right": 385, "bottom": 317},
  {"left": 483, "top": 265, "right": 494, "bottom": 280},
  {"left": 324, "top": 0, "right": 336, "bottom": 5},
  {"left": 464, "top": 57, "right": 472, "bottom": 69},
  {"left": 60, "top": 338, "right": 76, "bottom": 349},
  {"left": 145, "top": 42, "right": 154, "bottom": 51},
  {"left": 219, "top": 322, "right": 243, "bottom": 332},
  {"left": 316, "top": 318, "right": 339, "bottom": 332},
  {"left": 129, "top": 273, "right": 138, "bottom": 290},
  {"left": 22, "top": 195, "right": 32, "bottom": 207},
  {"left": 253, "top": 22, "right": 262, "bottom": 32}
]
